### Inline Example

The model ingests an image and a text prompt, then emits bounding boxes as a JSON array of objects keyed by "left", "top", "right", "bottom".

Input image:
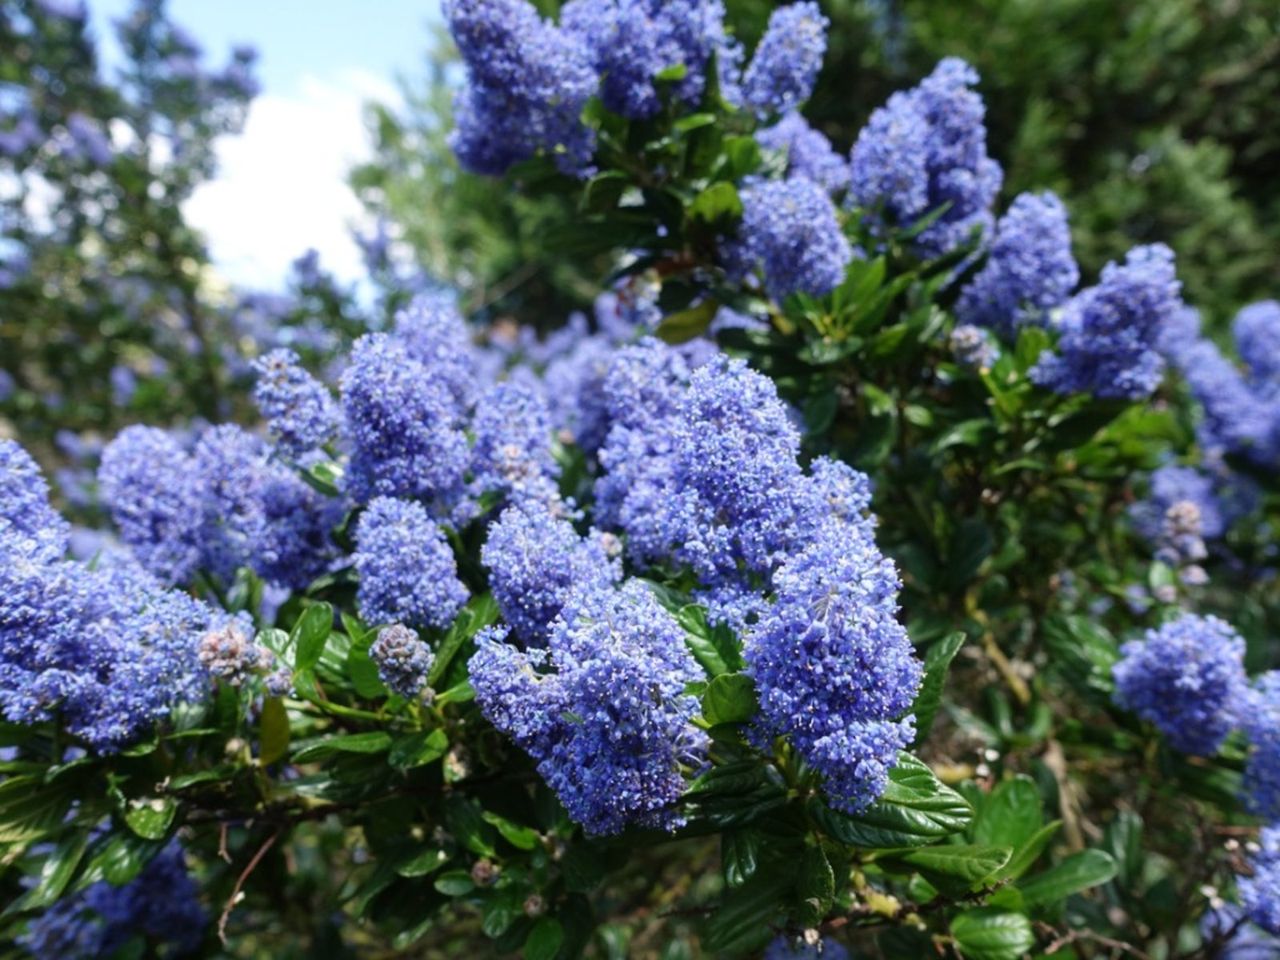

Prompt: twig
[
  {"left": 218, "top": 822, "right": 231, "bottom": 863},
  {"left": 218, "top": 829, "right": 280, "bottom": 945},
  {"left": 1036, "top": 921, "right": 1151, "bottom": 959}
]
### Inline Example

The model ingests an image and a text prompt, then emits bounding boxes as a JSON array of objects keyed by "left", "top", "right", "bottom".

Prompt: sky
[{"left": 87, "top": 0, "right": 443, "bottom": 290}]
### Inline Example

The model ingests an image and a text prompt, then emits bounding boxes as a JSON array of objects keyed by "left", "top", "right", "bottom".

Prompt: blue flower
[
  {"left": 1242, "top": 826, "right": 1280, "bottom": 936},
  {"left": 956, "top": 191, "right": 1079, "bottom": 337},
  {"left": 445, "top": 0, "right": 597, "bottom": 176},
  {"left": 950, "top": 324, "right": 998, "bottom": 370},
  {"left": 741, "top": 2, "right": 828, "bottom": 118},
  {"left": 252, "top": 348, "right": 339, "bottom": 458},
  {"left": 469, "top": 579, "right": 706, "bottom": 835},
  {"left": 353, "top": 497, "right": 468, "bottom": 631},
  {"left": 1031, "top": 244, "right": 1181, "bottom": 401},
  {"left": 755, "top": 112, "right": 850, "bottom": 195},
  {"left": 736, "top": 177, "right": 854, "bottom": 300},
  {"left": 1245, "top": 673, "right": 1280, "bottom": 820},
  {"left": 370, "top": 624, "right": 434, "bottom": 699},
  {"left": 849, "top": 58, "right": 1002, "bottom": 258},
  {"left": 1112, "top": 614, "right": 1248, "bottom": 756},
  {"left": 1, "top": 438, "right": 68, "bottom": 564},
  {"left": 391, "top": 292, "right": 480, "bottom": 415},
  {"left": 470, "top": 379, "right": 560, "bottom": 505}
]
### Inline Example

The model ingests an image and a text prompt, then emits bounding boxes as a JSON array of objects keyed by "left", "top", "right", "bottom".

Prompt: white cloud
[{"left": 185, "top": 69, "right": 400, "bottom": 291}]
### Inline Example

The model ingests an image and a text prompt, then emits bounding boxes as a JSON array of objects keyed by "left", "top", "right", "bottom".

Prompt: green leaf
[
  {"left": 435, "top": 679, "right": 475, "bottom": 705},
  {"left": 433, "top": 870, "right": 475, "bottom": 896},
  {"left": 677, "top": 604, "right": 742, "bottom": 676},
  {"left": 810, "top": 754, "right": 971, "bottom": 848},
  {"left": 657, "top": 299, "right": 719, "bottom": 345},
  {"left": 292, "top": 731, "right": 392, "bottom": 763},
  {"left": 893, "top": 844, "right": 1011, "bottom": 887},
  {"left": 701, "top": 862, "right": 794, "bottom": 953},
  {"left": 911, "top": 632, "right": 965, "bottom": 745},
  {"left": 124, "top": 798, "right": 176, "bottom": 841},
  {"left": 972, "top": 777, "right": 1042, "bottom": 850},
  {"left": 395, "top": 846, "right": 449, "bottom": 878},
  {"left": 293, "top": 602, "right": 334, "bottom": 671},
  {"left": 950, "top": 908, "right": 1036, "bottom": 960},
  {"left": 687, "top": 182, "right": 741, "bottom": 225},
  {"left": 702, "top": 673, "right": 757, "bottom": 726},
  {"left": 481, "top": 811, "right": 540, "bottom": 851},
  {"left": 1017, "top": 850, "right": 1117, "bottom": 909},
  {"left": 721, "top": 829, "right": 760, "bottom": 888},
  {"left": 796, "top": 844, "right": 835, "bottom": 926},
  {"left": 5, "top": 829, "right": 90, "bottom": 914},
  {"left": 655, "top": 63, "right": 687, "bottom": 81},
  {"left": 346, "top": 646, "right": 386, "bottom": 698},
  {"left": 0, "top": 776, "right": 74, "bottom": 844},
  {"left": 388, "top": 729, "right": 449, "bottom": 770},
  {"left": 445, "top": 797, "right": 497, "bottom": 857},
  {"left": 1000, "top": 821, "right": 1061, "bottom": 881},
  {"left": 258, "top": 696, "right": 290, "bottom": 766},
  {"left": 83, "top": 834, "right": 164, "bottom": 887},
  {"left": 562, "top": 843, "right": 607, "bottom": 893},
  {"left": 524, "top": 917, "right": 564, "bottom": 960},
  {"left": 431, "top": 594, "right": 499, "bottom": 686}
]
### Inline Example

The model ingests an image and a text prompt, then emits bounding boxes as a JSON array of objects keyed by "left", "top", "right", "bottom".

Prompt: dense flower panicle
[
  {"left": 1235, "top": 301, "right": 1280, "bottom": 385},
  {"left": 561, "top": 0, "right": 734, "bottom": 118},
  {"left": 197, "top": 619, "right": 262, "bottom": 686},
  {"left": 849, "top": 58, "right": 1002, "bottom": 257},
  {"left": 1112, "top": 614, "right": 1248, "bottom": 756},
  {"left": 20, "top": 843, "right": 206, "bottom": 959},
  {"left": 949, "top": 323, "right": 998, "bottom": 369},
  {"left": 741, "top": 2, "right": 828, "bottom": 118},
  {"left": 956, "top": 192, "right": 1079, "bottom": 337},
  {"left": 354, "top": 497, "right": 469, "bottom": 631},
  {"left": 192, "top": 425, "right": 269, "bottom": 582},
  {"left": 543, "top": 334, "right": 615, "bottom": 455},
  {"left": 391, "top": 293, "right": 480, "bottom": 414},
  {"left": 747, "top": 523, "right": 921, "bottom": 813},
  {"left": 736, "top": 177, "right": 854, "bottom": 300},
  {"left": 470, "top": 380, "right": 560, "bottom": 503},
  {"left": 470, "top": 580, "right": 706, "bottom": 835},
  {"left": 1, "top": 438, "right": 68, "bottom": 563},
  {"left": 370, "top": 624, "right": 434, "bottom": 699},
  {"left": 1244, "top": 673, "right": 1280, "bottom": 820},
  {"left": 444, "top": 0, "right": 597, "bottom": 176},
  {"left": 98, "top": 426, "right": 203, "bottom": 584},
  {"left": 1200, "top": 905, "right": 1280, "bottom": 960},
  {"left": 482, "top": 499, "right": 619, "bottom": 645},
  {"left": 251, "top": 348, "right": 339, "bottom": 457},
  {"left": 1130, "top": 464, "right": 1228, "bottom": 546},
  {"left": 255, "top": 465, "right": 343, "bottom": 590},
  {"left": 340, "top": 334, "right": 470, "bottom": 509},
  {"left": 1031, "top": 244, "right": 1181, "bottom": 400},
  {"left": 1242, "top": 826, "right": 1280, "bottom": 936},
  {"left": 593, "top": 274, "right": 663, "bottom": 342},
  {"left": 755, "top": 112, "right": 851, "bottom": 195}
]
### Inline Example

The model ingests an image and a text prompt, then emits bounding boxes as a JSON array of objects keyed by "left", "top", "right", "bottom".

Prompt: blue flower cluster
[
  {"left": 950, "top": 324, "right": 998, "bottom": 370},
  {"left": 444, "top": 0, "right": 597, "bottom": 176},
  {"left": 736, "top": 177, "right": 854, "bottom": 300},
  {"left": 469, "top": 580, "right": 706, "bottom": 836},
  {"left": 755, "top": 112, "right": 850, "bottom": 195},
  {"left": 849, "top": 57, "right": 1002, "bottom": 257},
  {"left": 741, "top": 2, "right": 828, "bottom": 118},
  {"left": 1244, "top": 673, "right": 1280, "bottom": 821},
  {"left": 252, "top": 348, "right": 339, "bottom": 458},
  {"left": 370, "top": 624, "right": 434, "bottom": 699},
  {"left": 764, "top": 935, "right": 851, "bottom": 960},
  {"left": 353, "top": 496, "right": 469, "bottom": 631},
  {"left": 561, "top": 0, "right": 737, "bottom": 120},
  {"left": 482, "top": 499, "right": 619, "bottom": 646},
  {"left": 956, "top": 192, "right": 1079, "bottom": 338},
  {"left": 1162, "top": 302, "right": 1280, "bottom": 469},
  {"left": 1031, "top": 244, "right": 1182, "bottom": 401},
  {"left": 2, "top": 440, "right": 218, "bottom": 752},
  {"left": 1112, "top": 614, "right": 1247, "bottom": 756},
  {"left": 1242, "top": 826, "right": 1280, "bottom": 936},
  {"left": 470, "top": 380, "right": 559, "bottom": 505},
  {"left": 21, "top": 843, "right": 206, "bottom": 958}
]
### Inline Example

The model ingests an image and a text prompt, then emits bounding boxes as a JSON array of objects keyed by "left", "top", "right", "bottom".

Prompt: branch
[{"left": 218, "top": 828, "right": 281, "bottom": 945}]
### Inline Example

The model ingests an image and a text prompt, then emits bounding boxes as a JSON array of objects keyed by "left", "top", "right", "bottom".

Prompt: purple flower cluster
[
  {"left": 469, "top": 579, "right": 706, "bottom": 835},
  {"left": 470, "top": 380, "right": 560, "bottom": 505},
  {"left": 252, "top": 348, "right": 339, "bottom": 458},
  {"left": 736, "top": 177, "right": 854, "bottom": 300},
  {"left": 741, "top": 2, "right": 828, "bottom": 118},
  {"left": 370, "top": 624, "right": 434, "bottom": 699},
  {"left": 1244, "top": 673, "right": 1280, "bottom": 821},
  {"left": 1112, "top": 614, "right": 1248, "bottom": 756},
  {"left": 950, "top": 324, "right": 998, "bottom": 370},
  {"left": 1031, "top": 244, "right": 1182, "bottom": 401},
  {"left": 561, "top": 0, "right": 736, "bottom": 119},
  {"left": 1242, "top": 826, "right": 1280, "bottom": 935},
  {"left": 444, "top": 0, "right": 597, "bottom": 176},
  {"left": 756, "top": 112, "right": 850, "bottom": 195},
  {"left": 20, "top": 843, "right": 206, "bottom": 958},
  {"left": 956, "top": 192, "right": 1079, "bottom": 337},
  {"left": 849, "top": 58, "right": 1003, "bottom": 257},
  {"left": 353, "top": 497, "right": 468, "bottom": 631},
  {"left": 3, "top": 441, "right": 217, "bottom": 752},
  {"left": 482, "top": 499, "right": 619, "bottom": 646}
]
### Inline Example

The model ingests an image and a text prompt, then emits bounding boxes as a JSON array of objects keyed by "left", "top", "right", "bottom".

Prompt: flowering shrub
[{"left": 1, "top": 2, "right": 1279, "bottom": 957}]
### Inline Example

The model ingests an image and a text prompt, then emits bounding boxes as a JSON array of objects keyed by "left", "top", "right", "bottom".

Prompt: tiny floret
[{"left": 370, "top": 624, "right": 435, "bottom": 699}]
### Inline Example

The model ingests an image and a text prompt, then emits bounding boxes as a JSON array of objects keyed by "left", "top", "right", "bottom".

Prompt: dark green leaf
[
  {"left": 972, "top": 777, "right": 1042, "bottom": 850},
  {"left": 702, "top": 673, "right": 757, "bottom": 726},
  {"left": 657, "top": 299, "right": 719, "bottom": 344},
  {"left": 687, "top": 182, "right": 741, "bottom": 225},
  {"left": 388, "top": 729, "right": 449, "bottom": 770},
  {"left": 950, "top": 908, "right": 1036, "bottom": 960},
  {"left": 481, "top": 811, "right": 540, "bottom": 851},
  {"left": 433, "top": 870, "right": 474, "bottom": 897},
  {"left": 893, "top": 844, "right": 1011, "bottom": 887},
  {"left": 292, "top": 731, "right": 392, "bottom": 763},
  {"left": 124, "top": 798, "right": 176, "bottom": 841},
  {"left": 1017, "top": 850, "right": 1117, "bottom": 909},
  {"left": 796, "top": 844, "right": 835, "bottom": 926},
  {"left": 293, "top": 602, "right": 334, "bottom": 671},
  {"left": 5, "top": 829, "right": 89, "bottom": 914},
  {"left": 525, "top": 917, "right": 564, "bottom": 960},
  {"left": 911, "top": 632, "right": 965, "bottom": 745},
  {"left": 258, "top": 696, "right": 290, "bottom": 766},
  {"left": 721, "top": 829, "right": 760, "bottom": 888}
]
